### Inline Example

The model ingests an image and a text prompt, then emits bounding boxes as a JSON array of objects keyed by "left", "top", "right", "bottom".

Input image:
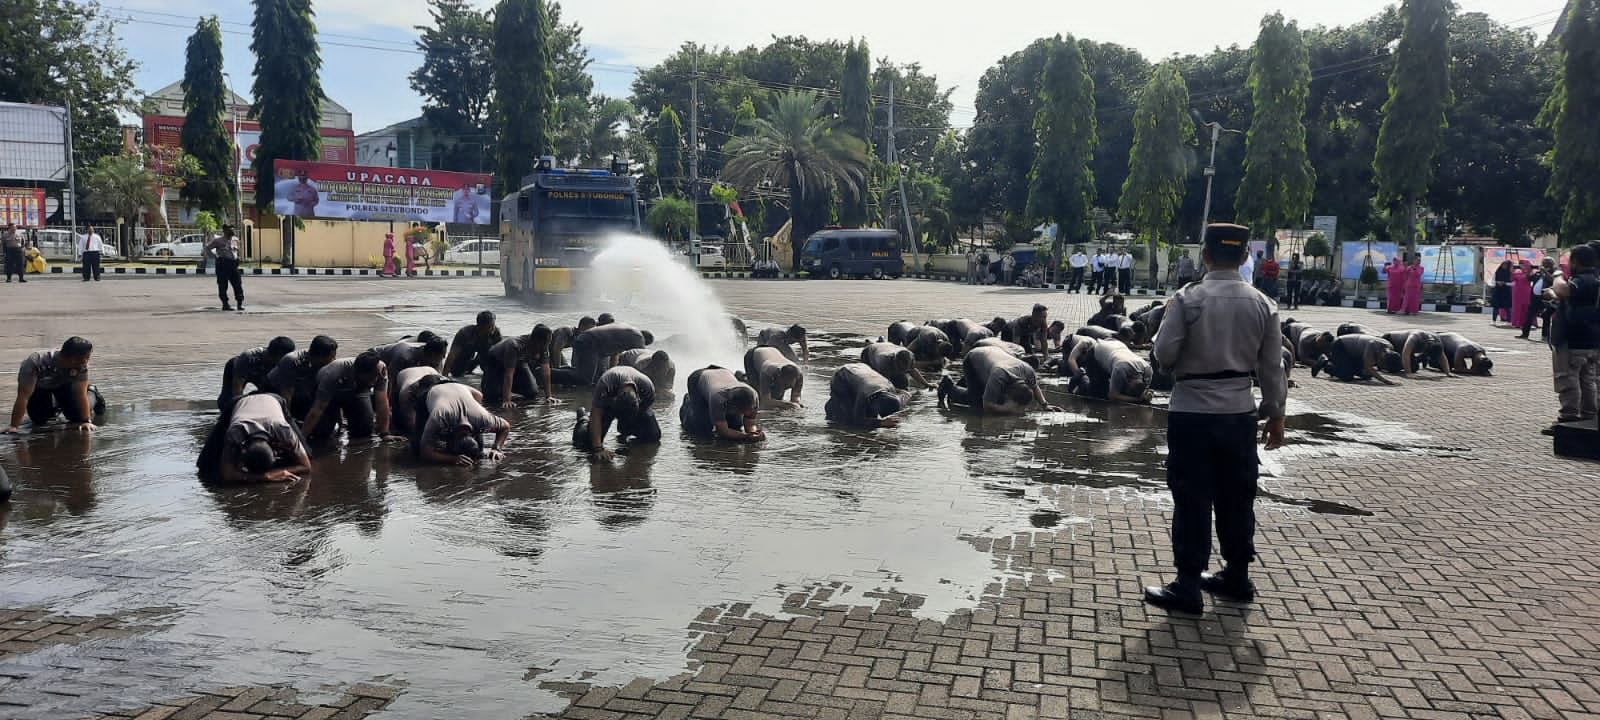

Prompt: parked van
[{"left": 798, "top": 229, "right": 903, "bottom": 279}]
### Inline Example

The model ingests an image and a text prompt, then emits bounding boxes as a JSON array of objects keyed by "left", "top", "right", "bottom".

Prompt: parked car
[
  {"left": 142, "top": 233, "right": 208, "bottom": 259},
  {"left": 799, "top": 228, "right": 902, "bottom": 279},
  {"left": 443, "top": 239, "right": 500, "bottom": 266},
  {"left": 31, "top": 229, "right": 121, "bottom": 260},
  {"left": 695, "top": 243, "right": 727, "bottom": 269}
]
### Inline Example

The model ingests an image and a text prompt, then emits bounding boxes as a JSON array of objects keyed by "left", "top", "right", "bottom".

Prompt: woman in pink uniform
[
  {"left": 1383, "top": 255, "right": 1405, "bottom": 314},
  {"left": 404, "top": 234, "right": 417, "bottom": 277},
  {"left": 1510, "top": 260, "right": 1532, "bottom": 328},
  {"left": 1405, "top": 254, "right": 1424, "bottom": 314},
  {"left": 381, "top": 232, "right": 397, "bottom": 277}
]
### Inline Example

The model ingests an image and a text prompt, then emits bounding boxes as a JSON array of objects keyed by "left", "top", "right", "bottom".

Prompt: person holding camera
[{"left": 1542, "top": 245, "right": 1600, "bottom": 434}]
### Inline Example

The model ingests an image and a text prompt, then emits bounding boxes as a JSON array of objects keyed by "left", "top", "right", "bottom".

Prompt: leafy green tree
[
  {"left": 1374, "top": 0, "right": 1454, "bottom": 246},
  {"left": 655, "top": 105, "right": 685, "bottom": 195},
  {"left": 871, "top": 62, "right": 954, "bottom": 168},
  {"left": 630, "top": 44, "right": 754, "bottom": 181},
  {"left": 180, "top": 17, "right": 234, "bottom": 219},
  {"left": 1119, "top": 63, "right": 1195, "bottom": 259},
  {"left": 1173, "top": 44, "right": 1251, "bottom": 241},
  {"left": 721, "top": 91, "right": 870, "bottom": 269},
  {"left": 1080, "top": 40, "right": 1153, "bottom": 215},
  {"left": 733, "top": 96, "right": 758, "bottom": 135},
  {"left": 1235, "top": 13, "right": 1315, "bottom": 245},
  {"left": 492, "top": 0, "right": 556, "bottom": 193},
  {"left": 840, "top": 40, "right": 873, "bottom": 225},
  {"left": 250, "top": 0, "right": 325, "bottom": 210},
  {"left": 646, "top": 196, "right": 696, "bottom": 242},
  {"left": 83, "top": 151, "right": 198, "bottom": 254},
  {"left": 0, "top": 0, "right": 140, "bottom": 171},
  {"left": 1428, "top": 12, "right": 1556, "bottom": 244},
  {"left": 1027, "top": 36, "right": 1098, "bottom": 260},
  {"left": 1304, "top": 232, "right": 1331, "bottom": 269},
  {"left": 1302, "top": 11, "right": 1400, "bottom": 244},
  {"left": 411, "top": 0, "right": 494, "bottom": 172},
  {"left": 966, "top": 39, "right": 1052, "bottom": 241},
  {"left": 933, "top": 130, "right": 982, "bottom": 235},
  {"left": 1544, "top": 0, "right": 1600, "bottom": 244}
]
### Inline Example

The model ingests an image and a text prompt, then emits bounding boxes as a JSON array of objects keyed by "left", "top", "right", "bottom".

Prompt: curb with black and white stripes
[{"left": 46, "top": 266, "right": 500, "bottom": 278}]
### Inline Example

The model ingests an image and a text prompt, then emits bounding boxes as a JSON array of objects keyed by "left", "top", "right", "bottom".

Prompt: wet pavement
[{"left": 3, "top": 275, "right": 1599, "bottom": 719}]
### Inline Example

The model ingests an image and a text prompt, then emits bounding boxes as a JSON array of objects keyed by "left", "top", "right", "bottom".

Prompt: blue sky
[{"left": 105, "top": 0, "right": 1564, "bottom": 135}]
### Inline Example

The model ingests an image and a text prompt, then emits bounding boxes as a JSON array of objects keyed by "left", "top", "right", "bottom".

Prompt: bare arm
[
  {"left": 300, "top": 399, "right": 329, "bottom": 436},
  {"left": 908, "top": 366, "right": 933, "bottom": 388},
  {"left": 374, "top": 390, "right": 393, "bottom": 435},
  {"left": 442, "top": 344, "right": 462, "bottom": 375},
  {"left": 589, "top": 404, "right": 609, "bottom": 455},
  {"left": 541, "top": 360, "right": 553, "bottom": 402},
  {"left": 6, "top": 380, "right": 34, "bottom": 431},
  {"left": 500, "top": 366, "right": 517, "bottom": 409},
  {"left": 420, "top": 442, "right": 473, "bottom": 466},
  {"left": 790, "top": 376, "right": 804, "bottom": 405},
  {"left": 1399, "top": 336, "right": 1419, "bottom": 374},
  {"left": 75, "top": 380, "right": 95, "bottom": 430}
]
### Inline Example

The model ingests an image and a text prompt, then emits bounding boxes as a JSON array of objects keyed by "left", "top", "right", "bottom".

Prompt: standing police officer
[{"left": 1144, "top": 223, "right": 1287, "bottom": 614}]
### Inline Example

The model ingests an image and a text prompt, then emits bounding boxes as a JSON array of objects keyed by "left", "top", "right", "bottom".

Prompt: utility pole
[
  {"left": 689, "top": 44, "right": 700, "bottom": 240},
  {"left": 887, "top": 78, "right": 919, "bottom": 268},
  {"left": 64, "top": 100, "right": 77, "bottom": 234},
  {"left": 1199, "top": 123, "right": 1220, "bottom": 243}
]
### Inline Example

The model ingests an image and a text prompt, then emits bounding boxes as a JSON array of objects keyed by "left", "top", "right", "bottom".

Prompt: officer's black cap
[{"left": 1203, "top": 223, "right": 1250, "bottom": 250}]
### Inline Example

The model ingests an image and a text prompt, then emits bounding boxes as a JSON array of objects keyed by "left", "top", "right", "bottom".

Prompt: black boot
[
  {"left": 1142, "top": 579, "right": 1203, "bottom": 614},
  {"left": 1200, "top": 566, "right": 1256, "bottom": 603}
]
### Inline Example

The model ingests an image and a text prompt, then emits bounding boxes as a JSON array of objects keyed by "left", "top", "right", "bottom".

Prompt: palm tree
[{"left": 721, "top": 91, "right": 869, "bottom": 269}]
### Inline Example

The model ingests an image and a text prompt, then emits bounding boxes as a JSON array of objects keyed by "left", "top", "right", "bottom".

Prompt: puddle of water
[{"left": 0, "top": 298, "right": 1426, "bottom": 718}]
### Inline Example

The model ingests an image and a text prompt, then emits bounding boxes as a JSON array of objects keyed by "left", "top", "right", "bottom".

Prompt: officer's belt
[{"left": 1176, "top": 370, "right": 1253, "bottom": 382}]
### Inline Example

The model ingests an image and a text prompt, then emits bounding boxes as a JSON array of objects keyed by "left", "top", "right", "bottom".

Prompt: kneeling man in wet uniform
[
  {"left": 482, "top": 325, "right": 555, "bottom": 407},
  {"left": 1311, "top": 334, "right": 1402, "bottom": 385},
  {"left": 556, "top": 322, "right": 652, "bottom": 387},
  {"left": 414, "top": 377, "right": 511, "bottom": 467},
  {"left": 1144, "top": 223, "right": 1286, "bottom": 615},
  {"left": 1432, "top": 332, "right": 1494, "bottom": 375},
  {"left": 861, "top": 342, "right": 933, "bottom": 390},
  {"left": 616, "top": 348, "right": 676, "bottom": 390},
  {"left": 300, "top": 350, "right": 398, "bottom": 443},
  {"left": 267, "top": 335, "right": 338, "bottom": 421},
  {"left": 575, "top": 365, "right": 661, "bottom": 461},
  {"left": 756, "top": 324, "right": 809, "bottom": 364},
  {"left": 1061, "top": 337, "right": 1155, "bottom": 403},
  {"left": 904, "top": 325, "right": 956, "bottom": 367},
  {"left": 826, "top": 363, "right": 908, "bottom": 428},
  {"left": 197, "top": 393, "right": 311, "bottom": 484},
  {"left": 936, "top": 346, "right": 1060, "bottom": 415},
  {"left": 218, "top": 336, "right": 296, "bottom": 410},
  {"left": 680, "top": 366, "right": 765, "bottom": 441},
  {"left": 444, "top": 311, "right": 503, "bottom": 377},
  {"left": 5, "top": 336, "right": 104, "bottom": 434},
  {"left": 1381, "top": 329, "right": 1452, "bottom": 376},
  {"left": 743, "top": 346, "right": 804, "bottom": 407}
]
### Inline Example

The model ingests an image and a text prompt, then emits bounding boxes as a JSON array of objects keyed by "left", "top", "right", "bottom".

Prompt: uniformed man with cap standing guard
[{"left": 1144, "top": 222, "right": 1287, "bottom": 614}]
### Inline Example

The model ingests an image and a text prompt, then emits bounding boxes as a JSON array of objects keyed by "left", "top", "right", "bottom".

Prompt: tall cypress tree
[
  {"left": 180, "top": 16, "right": 234, "bottom": 218},
  {"left": 492, "top": 0, "right": 555, "bottom": 193},
  {"left": 1026, "top": 35, "right": 1097, "bottom": 259},
  {"left": 655, "top": 104, "right": 684, "bottom": 196},
  {"left": 1235, "top": 13, "right": 1314, "bottom": 244},
  {"left": 1374, "top": 0, "right": 1454, "bottom": 246},
  {"left": 1119, "top": 63, "right": 1195, "bottom": 255},
  {"left": 249, "top": 0, "right": 324, "bottom": 210},
  {"left": 1546, "top": 0, "right": 1600, "bottom": 244},
  {"left": 840, "top": 40, "right": 873, "bottom": 226}
]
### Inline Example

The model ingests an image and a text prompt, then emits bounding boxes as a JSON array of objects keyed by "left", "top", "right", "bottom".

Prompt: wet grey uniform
[
  {"left": 1320, "top": 334, "right": 1393, "bottom": 381},
  {"left": 743, "top": 346, "right": 800, "bottom": 401},
  {"left": 308, "top": 357, "right": 389, "bottom": 441},
  {"left": 861, "top": 342, "right": 918, "bottom": 390},
  {"left": 970, "top": 337, "right": 1029, "bottom": 359},
  {"left": 1337, "top": 322, "right": 1380, "bottom": 337},
  {"left": 945, "top": 346, "right": 1039, "bottom": 414},
  {"left": 1434, "top": 332, "right": 1489, "bottom": 373},
  {"left": 219, "top": 347, "right": 277, "bottom": 410},
  {"left": 1382, "top": 330, "right": 1445, "bottom": 371},
  {"left": 1284, "top": 324, "right": 1334, "bottom": 365},
  {"left": 616, "top": 348, "right": 675, "bottom": 389},
  {"left": 482, "top": 335, "right": 548, "bottom": 403},
  {"left": 1070, "top": 338, "right": 1153, "bottom": 400},
  {"left": 904, "top": 326, "right": 954, "bottom": 364},
  {"left": 418, "top": 382, "right": 510, "bottom": 456},
  {"left": 18, "top": 351, "right": 102, "bottom": 425},
  {"left": 267, "top": 350, "right": 325, "bottom": 420},
  {"left": 448, "top": 324, "right": 502, "bottom": 376},
  {"left": 1074, "top": 325, "right": 1119, "bottom": 342},
  {"left": 560, "top": 323, "right": 647, "bottom": 386},
  {"left": 887, "top": 321, "right": 918, "bottom": 346},
  {"left": 395, "top": 366, "right": 442, "bottom": 428},
  {"left": 373, "top": 341, "right": 434, "bottom": 375},
  {"left": 574, "top": 366, "right": 661, "bottom": 448},
  {"left": 197, "top": 393, "right": 307, "bottom": 476},
  {"left": 1152, "top": 270, "right": 1286, "bottom": 582},
  {"left": 755, "top": 328, "right": 801, "bottom": 363},
  {"left": 1007, "top": 315, "right": 1047, "bottom": 353},
  {"left": 825, "top": 363, "right": 903, "bottom": 427},
  {"left": 680, "top": 367, "right": 757, "bottom": 436}
]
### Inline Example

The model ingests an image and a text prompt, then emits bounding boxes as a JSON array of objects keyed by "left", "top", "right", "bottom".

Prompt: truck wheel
[
  {"left": 828, "top": 264, "right": 843, "bottom": 280},
  {"left": 871, "top": 265, "right": 885, "bottom": 280}
]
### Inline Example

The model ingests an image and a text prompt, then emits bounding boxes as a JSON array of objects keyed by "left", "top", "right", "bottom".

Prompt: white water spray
[{"left": 582, "top": 234, "right": 744, "bottom": 392}]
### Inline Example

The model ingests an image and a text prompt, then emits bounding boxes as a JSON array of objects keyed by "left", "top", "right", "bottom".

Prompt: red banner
[
  {"left": 0, "top": 187, "right": 46, "bottom": 227},
  {"left": 272, "top": 160, "right": 493, "bottom": 225}
]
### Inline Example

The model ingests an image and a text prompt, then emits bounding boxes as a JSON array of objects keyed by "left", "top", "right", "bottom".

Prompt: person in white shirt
[
  {"left": 1001, "top": 253, "right": 1016, "bottom": 285},
  {"left": 1068, "top": 249, "right": 1089, "bottom": 293},
  {"left": 1238, "top": 249, "right": 1255, "bottom": 284},
  {"left": 1117, "top": 250, "right": 1134, "bottom": 294},
  {"left": 79, "top": 225, "right": 105, "bottom": 282},
  {"left": 1090, "top": 251, "right": 1106, "bottom": 294}
]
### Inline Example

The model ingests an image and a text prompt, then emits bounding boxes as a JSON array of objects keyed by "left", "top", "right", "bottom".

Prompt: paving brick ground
[{"left": 2, "top": 276, "right": 1597, "bottom": 719}]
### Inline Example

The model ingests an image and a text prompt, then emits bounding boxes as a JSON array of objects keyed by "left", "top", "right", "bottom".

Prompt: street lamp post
[
  {"left": 1197, "top": 119, "right": 1242, "bottom": 244},
  {"left": 386, "top": 142, "right": 397, "bottom": 234}
]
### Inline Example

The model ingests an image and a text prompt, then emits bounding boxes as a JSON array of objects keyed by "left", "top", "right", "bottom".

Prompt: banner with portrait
[{"left": 272, "top": 160, "right": 493, "bottom": 225}]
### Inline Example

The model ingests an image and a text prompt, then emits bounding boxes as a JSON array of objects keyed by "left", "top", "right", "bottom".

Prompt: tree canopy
[
  {"left": 491, "top": 0, "right": 556, "bottom": 192},
  {"left": 250, "top": 0, "right": 326, "bottom": 210},
  {"left": 1374, "top": 0, "right": 1455, "bottom": 245},
  {"left": 1119, "top": 63, "right": 1195, "bottom": 250},
  {"left": 1026, "top": 35, "right": 1098, "bottom": 253},
  {"left": 1545, "top": 0, "right": 1600, "bottom": 244},
  {"left": 1235, "top": 13, "right": 1315, "bottom": 241},
  {"left": 180, "top": 16, "right": 234, "bottom": 218}
]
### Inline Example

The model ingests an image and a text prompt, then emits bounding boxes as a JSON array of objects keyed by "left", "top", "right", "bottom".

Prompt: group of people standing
[
  {"left": 1490, "top": 255, "right": 1564, "bottom": 340},
  {"left": 1381, "top": 253, "right": 1427, "bottom": 316},
  {"left": 1063, "top": 248, "right": 1136, "bottom": 295},
  {"left": 379, "top": 231, "right": 429, "bottom": 278}
]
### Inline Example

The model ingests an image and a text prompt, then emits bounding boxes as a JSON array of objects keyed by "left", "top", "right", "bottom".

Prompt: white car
[
  {"left": 31, "top": 229, "right": 121, "bottom": 260},
  {"left": 143, "top": 233, "right": 208, "bottom": 259},
  {"left": 695, "top": 244, "right": 726, "bottom": 269},
  {"left": 444, "top": 239, "right": 499, "bottom": 266}
]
